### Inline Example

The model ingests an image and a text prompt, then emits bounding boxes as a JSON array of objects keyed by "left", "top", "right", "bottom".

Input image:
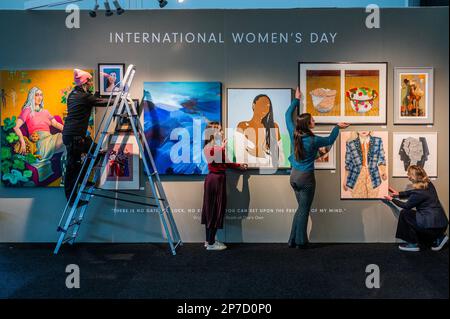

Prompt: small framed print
[
  {"left": 394, "top": 67, "right": 434, "bottom": 125},
  {"left": 314, "top": 131, "right": 337, "bottom": 170},
  {"left": 392, "top": 132, "right": 438, "bottom": 178},
  {"left": 99, "top": 134, "right": 140, "bottom": 190},
  {"left": 98, "top": 63, "right": 125, "bottom": 96}
]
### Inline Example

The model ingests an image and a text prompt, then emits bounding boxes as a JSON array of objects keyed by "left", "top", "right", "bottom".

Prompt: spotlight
[
  {"left": 158, "top": 0, "right": 168, "bottom": 8},
  {"left": 112, "top": 0, "right": 125, "bottom": 15},
  {"left": 89, "top": 0, "right": 99, "bottom": 17},
  {"left": 104, "top": 1, "right": 114, "bottom": 16}
]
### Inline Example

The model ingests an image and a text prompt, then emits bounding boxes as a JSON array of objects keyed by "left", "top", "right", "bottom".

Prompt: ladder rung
[
  {"left": 93, "top": 187, "right": 163, "bottom": 201},
  {"left": 81, "top": 191, "right": 159, "bottom": 207},
  {"left": 56, "top": 218, "right": 82, "bottom": 233},
  {"left": 62, "top": 237, "right": 74, "bottom": 245},
  {"left": 69, "top": 219, "right": 82, "bottom": 228}
]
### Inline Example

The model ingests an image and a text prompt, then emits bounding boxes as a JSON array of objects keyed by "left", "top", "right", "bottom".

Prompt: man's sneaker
[
  {"left": 206, "top": 242, "right": 227, "bottom": 251},
  {"left": 399, "top": 243, "right": 420, "bottom": 252},
  {"left": 432, "top": 235, "right": 449, "bottom": 251}
]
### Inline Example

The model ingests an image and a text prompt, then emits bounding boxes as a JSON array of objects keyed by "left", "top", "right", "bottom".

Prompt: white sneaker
[
  {"left": 398, "top": 243, "right": 420, "bottom": 252},
  {"left": 432, "top": 235, "right": 448, "bottom": 251},
  {"left": 206, "top": 242, "right": 227, "bottom": 251},
  {"left": 215, "top": 241, "right": 227, "bottom": 249}
]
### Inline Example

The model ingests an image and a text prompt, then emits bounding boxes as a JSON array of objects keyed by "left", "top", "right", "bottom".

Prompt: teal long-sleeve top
[{"left": 285, "top": 99, "right": 340, "bottom": 172}]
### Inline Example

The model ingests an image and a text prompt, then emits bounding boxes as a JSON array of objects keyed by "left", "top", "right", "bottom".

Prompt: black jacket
[
  {"left": 393, "top": 182, "right": 448, "bottom": 229},
  {"left": 63, "top": 86, "right": 108, "bottom": 137}
]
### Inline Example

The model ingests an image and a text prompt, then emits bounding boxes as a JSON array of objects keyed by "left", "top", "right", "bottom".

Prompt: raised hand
[{"left": 295, "top": 87, "right": 302, "bottom": 100}]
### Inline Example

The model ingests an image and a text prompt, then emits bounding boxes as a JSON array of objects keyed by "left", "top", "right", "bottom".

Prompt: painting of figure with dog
[
  {"left": 400, "top": 73, "right": 427, "bottom": 117},
  {"left": 394, "top": 68, "right": 434, "bottom": 124},
  {"left": 0, "top": 69, "right": 94, "bottom": 187}
]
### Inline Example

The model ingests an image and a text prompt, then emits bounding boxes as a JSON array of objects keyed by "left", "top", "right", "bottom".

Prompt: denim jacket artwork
[{"left": 345, "top": 136, "right": 386, "bottom": 189}]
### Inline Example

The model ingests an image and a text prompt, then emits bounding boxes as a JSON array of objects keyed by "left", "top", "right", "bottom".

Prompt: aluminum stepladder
[{"left": 54, "top": 64, "right": 182, "bottom": 256}]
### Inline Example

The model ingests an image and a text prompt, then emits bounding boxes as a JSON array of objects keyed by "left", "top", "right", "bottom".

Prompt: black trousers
[
  {"left": 63, "top": 135, "right": 96, "bottom": 202},
  {"left": 396, "top": 209, "right": 446, "bottom": 246},
  {"left": 289, "top": 169, "right": 316, "bottom": 245},
  {"left": 205, "top": 227, "right": 218, "bottom": 245}
]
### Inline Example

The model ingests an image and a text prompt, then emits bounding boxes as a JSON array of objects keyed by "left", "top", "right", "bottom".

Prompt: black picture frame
[
  {"left": 298, "top": 62, "right": 388, "bottom": 125},
  {"left": 98, "top": 63, "right": 126, "bottom": 97}
]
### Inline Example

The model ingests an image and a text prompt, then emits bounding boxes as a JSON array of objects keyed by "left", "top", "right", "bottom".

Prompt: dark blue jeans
[{"left": 289, "top": 169, "right": 316, "bottom": 245}]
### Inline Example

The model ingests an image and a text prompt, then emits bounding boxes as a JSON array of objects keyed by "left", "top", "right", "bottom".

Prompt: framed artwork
[
  {"left": 393, "top": 132, "right": 437, "bottom": 178},
  {"left": 340, "top": 131, "right": 389, "bottom": 199},
  {"left": 99, "top": 134, "right": 140, "bottom": 190},
  {"left": 98, "top": 63, "right": 125, "bottom": 96},
  {"left": 116, "top": 99, "right": 140, "bottom": 132},
  {"left": 142, "top": 82, "right": 222, "bottom": 175},
  {"left": 393, "top": 67, "right": 434, "bottom": 124},
  {"left": 226, "top": 88, "right": 293, "bottom": 169},
  {"left": 313, "top": 131, "right": 337, "bottom": 170},
  {"left": 0, "top": 69, "right": 95, "bottom": 187},
  {"left": 299, "top": 62, "right": 387, "bottom": 124}
]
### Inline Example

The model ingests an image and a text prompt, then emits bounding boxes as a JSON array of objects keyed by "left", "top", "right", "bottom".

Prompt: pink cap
[{"left": 74, "top": 69, "right": 92, "bottom": 86}]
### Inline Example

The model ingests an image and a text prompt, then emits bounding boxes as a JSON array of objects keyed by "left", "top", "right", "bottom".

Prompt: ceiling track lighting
[
  {"left": 89, "top": 0, "right": 99, "bottom": 17},
  {"left": 91, "top": 0, "right": 125, "bottom": 18},
  {"left": 158, "top": 0, "right": 168, "bottom": 8},
  {"left": 112, "top": 0, "right": 125, "bottom": 15},
  {"left": 104, "top": 0, "right": 114, "bottom": 16}
]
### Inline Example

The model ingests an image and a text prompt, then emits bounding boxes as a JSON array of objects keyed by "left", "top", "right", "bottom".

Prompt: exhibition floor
[{"left": 0, "top": 243, "right": 448, "bottom": 299}]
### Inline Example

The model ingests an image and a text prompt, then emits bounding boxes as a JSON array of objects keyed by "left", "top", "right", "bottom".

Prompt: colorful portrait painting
[
  {"left": 227, "top": 88, "right": 292, "bottom": 169},
  {"left": 142, "top": 82, "right": 222, "bottom": 175},
  {"left": 340, "top": 131, "right": 389, "bottom": 199},
  {"left": 393, "top": 132, "right": 437, "bottom": 178},
  {"left": 314, "top": 131, "right": 336, "bottom": 170},
  {"left": 99, "top": 134, "right": 139, "bottom": 189},
  {"left": 394, "top": 68, "right": 434, "bottom": 124},
  {"left": 299, "top": 63, "right": 387, "bottom": 124},
  {"left": 98, "top": 63, "right": 125, "bottom": 96},
  {"left": 0, "top": 69, "right": 94, "bottom": 187}
]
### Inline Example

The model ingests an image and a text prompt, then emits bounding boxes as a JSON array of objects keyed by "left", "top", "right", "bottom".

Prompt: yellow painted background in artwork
[
  {"left": 0, "top": 69, "right": 94, "bottom": 187},
  {"left": 306, "top": 74, "right": 341, "bottom": 117},
  {"left": 0, "top": 70, "right": 86, "bottom": 122},
  {"left": 344, "top": 72, "right": 380, "bottom": 117}
]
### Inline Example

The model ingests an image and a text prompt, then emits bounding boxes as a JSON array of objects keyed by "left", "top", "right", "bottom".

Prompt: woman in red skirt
[{"left": 202, "top": 122, "right": 247, "bottom": 251}]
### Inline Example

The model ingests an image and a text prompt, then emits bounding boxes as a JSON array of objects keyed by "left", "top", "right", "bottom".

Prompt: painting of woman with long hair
[
  {"left": 229, "top": 89, "right": 291, "bottom": 169},
  {"left": 13, "top": 87, "right": 65, "bottom": 182}
]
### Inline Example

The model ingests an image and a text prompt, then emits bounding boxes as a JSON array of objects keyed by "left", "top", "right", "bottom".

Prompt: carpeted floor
[{"left": 0, "top": 243, "right": 448, "bottom": 299}]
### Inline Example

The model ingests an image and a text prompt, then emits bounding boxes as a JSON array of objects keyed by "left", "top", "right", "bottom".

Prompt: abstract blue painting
[{"left": 142, "top": 82, "right": 222, "bottom": 175}]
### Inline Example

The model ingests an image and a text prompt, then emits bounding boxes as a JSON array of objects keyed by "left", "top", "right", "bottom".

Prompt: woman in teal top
[{"left": 285, "top": 87, "right": 349, "bottom": 248}]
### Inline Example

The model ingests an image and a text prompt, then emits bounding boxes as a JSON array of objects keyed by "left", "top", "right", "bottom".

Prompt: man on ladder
[
  {"left": 55, "top": 65, "right": 182, "bottom": 256},
  {"left": 62, "top": 69, "right": 108, "bottom": 207}
]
